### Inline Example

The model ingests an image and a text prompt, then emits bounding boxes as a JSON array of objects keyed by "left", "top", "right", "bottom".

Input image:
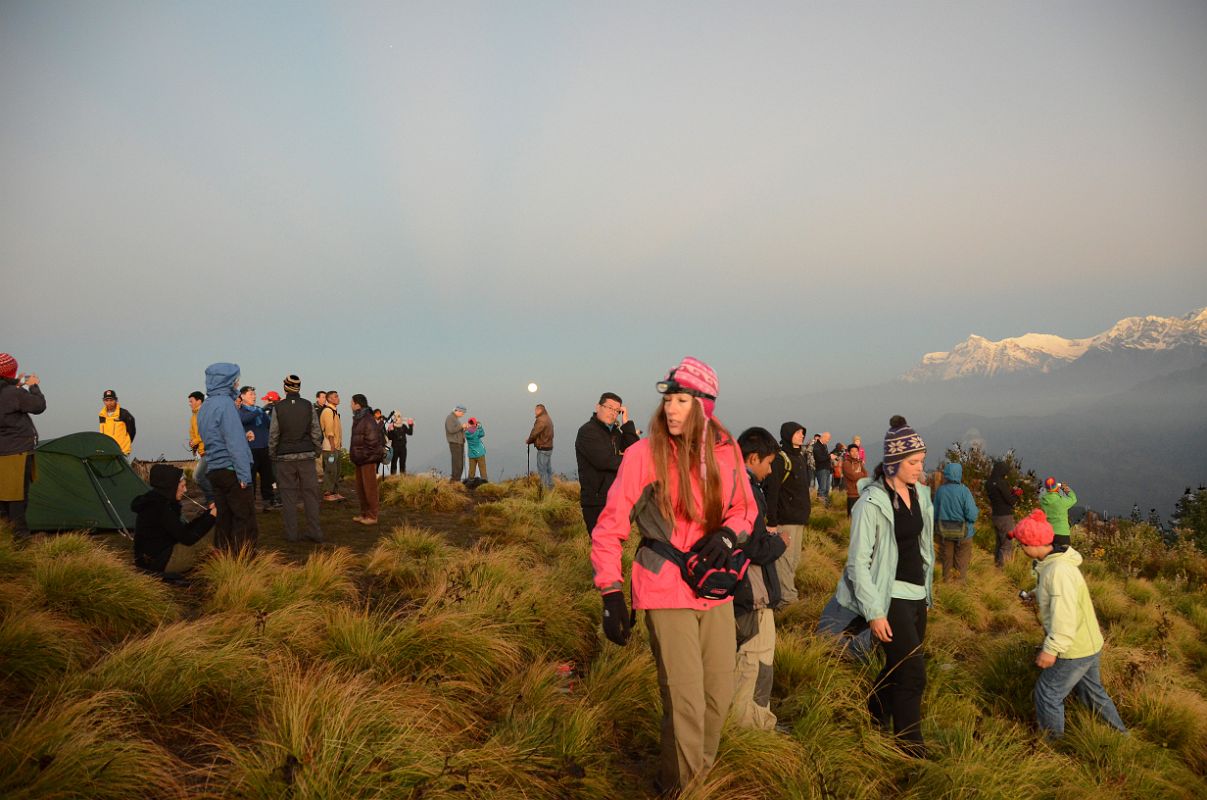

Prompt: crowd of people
[{"left": 0, "top": 351, "right": 1125, "bottom": 794}]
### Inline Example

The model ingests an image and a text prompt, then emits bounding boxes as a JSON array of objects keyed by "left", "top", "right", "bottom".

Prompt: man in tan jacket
[{"left": 320, "top": 390, "right": 344, "bottom": 501}]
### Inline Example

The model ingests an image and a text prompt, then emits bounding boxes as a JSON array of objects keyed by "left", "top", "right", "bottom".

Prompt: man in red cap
[
  {"left": 0, "top": 354, "right": 44, "bottom": 543},
  {"left": 1011, "top": 509, "right": 1126, "bottom": 739}
]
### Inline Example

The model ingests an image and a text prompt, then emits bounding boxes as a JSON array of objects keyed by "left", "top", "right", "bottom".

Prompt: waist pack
[
  {"left": 642, "top": 537, "right": 750, "bottom": 600},
  {"left": 938, "top": 520, "right": 966, "bottom": 541}
]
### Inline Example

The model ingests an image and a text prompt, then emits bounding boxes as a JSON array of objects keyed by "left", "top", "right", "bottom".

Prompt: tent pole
[{"left": 85, "top": 458, "right": 133, "bottom": 540}]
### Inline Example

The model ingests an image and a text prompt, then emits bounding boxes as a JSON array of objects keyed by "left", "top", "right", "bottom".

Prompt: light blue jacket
[
  {"left": 465, "top": 425, "right": 486, "bottom": 459},
  {"left": 934, "top": 462, "right": 980, "bottom": 539},
  {"left": 833, "top": 477, "right": 935, "bottom": 622},
  {"left": 197, "top": 363, "right": 253, "bottom": 484}
]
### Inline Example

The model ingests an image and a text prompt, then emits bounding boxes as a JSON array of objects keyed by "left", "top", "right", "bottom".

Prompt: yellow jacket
[
  {"left": 189, "top": 410, "right": 205, "bottom": 457},
  {"left": 1034, "top": 548, "right": 1104, "bottom": 660},
  {"left": 320, "top": 406, "right": 342, "bottom": 451},
  {"left": 99, "top": 404, "right": 135, "bottom": 455}
]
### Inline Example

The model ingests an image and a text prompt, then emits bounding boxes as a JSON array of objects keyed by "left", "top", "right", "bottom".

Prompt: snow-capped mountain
[{"left": 902, "top": 307, "right": 1207, "bottom": 382}]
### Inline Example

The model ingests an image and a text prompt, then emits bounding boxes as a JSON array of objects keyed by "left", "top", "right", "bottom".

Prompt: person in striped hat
[{"left": 820, "top": 415, "right": 935, "bottom": 757}]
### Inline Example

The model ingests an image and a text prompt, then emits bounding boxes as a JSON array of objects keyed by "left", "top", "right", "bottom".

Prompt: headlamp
[{"left": 655, "top": 368, "right": 716, "bottom": 400}]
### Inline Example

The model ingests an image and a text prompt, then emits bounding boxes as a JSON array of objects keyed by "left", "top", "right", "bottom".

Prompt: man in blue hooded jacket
[
  {"left": 197, "top": 363, "right": 257, "bottom": 552},
  {"left": 933, "top": 462, "right": 979, "bottom": 583}
]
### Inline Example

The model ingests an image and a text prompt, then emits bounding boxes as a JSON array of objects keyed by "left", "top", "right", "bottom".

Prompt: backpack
[{"left": 642, "top": 537, "right": 750, "bottom": 600}]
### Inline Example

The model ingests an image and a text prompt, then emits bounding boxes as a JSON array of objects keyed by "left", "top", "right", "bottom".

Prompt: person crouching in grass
[
  {"left": 1010, "top": 509, "right": 1127, "bottom": 739},
  {"left": 132, "top": 464, "right": 216, "bottom": 578},
  {"left": 731, "top": 426, "right": 787, "bottom": 731}
]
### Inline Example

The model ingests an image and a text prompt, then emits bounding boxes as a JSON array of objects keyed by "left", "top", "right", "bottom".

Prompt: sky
[{"left": 3, "top": 1, "right": 1206, "bottom": 476}]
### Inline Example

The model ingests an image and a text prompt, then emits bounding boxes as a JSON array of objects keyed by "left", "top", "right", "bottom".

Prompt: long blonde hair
[{"left": 647, "top": 399, "right": 733, "bottom": 531}]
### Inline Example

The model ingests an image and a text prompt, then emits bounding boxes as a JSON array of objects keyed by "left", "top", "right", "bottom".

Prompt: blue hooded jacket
[
  {"left": 934, "top": 462, "right": 979, "bottom": 539},
  {"left": 197, "top": 363, "right": 253, "bottom": 484},
  {"left": 465, "top": 424, "right": 486, "bottom": 459}
]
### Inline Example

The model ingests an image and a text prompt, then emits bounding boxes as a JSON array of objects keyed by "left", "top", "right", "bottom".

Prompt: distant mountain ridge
[{"left": 903, "top": 307, "right": 1207, "bottom": 382}]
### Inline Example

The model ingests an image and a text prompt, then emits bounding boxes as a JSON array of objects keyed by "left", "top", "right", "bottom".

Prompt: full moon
[{"left": 527, "top": 382, "right": 538, "bottom": 393}]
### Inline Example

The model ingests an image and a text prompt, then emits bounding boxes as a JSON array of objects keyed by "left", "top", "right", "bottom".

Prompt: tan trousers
[
  {"left": 163, "top": 531, "right": 215, "bottom": 574},
  {"left": 776, "top": 524, "right": 805, "bottom": 604},
  {"left": 732, "top": 608, "right": 777, "bottom": 731},
  {"left": 468, "top": 456, "right": 488, "bottom": 480},
  {"left": 645, "top": 604, "right": 736, "bottom": 791}
]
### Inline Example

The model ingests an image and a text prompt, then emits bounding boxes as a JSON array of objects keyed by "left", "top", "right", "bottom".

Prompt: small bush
[
  {"left": 27, "top": 543, "right": 178, "bottom": 640},
  {"left": 364, "top": 525, "right": 454, "bottom": 600},
  {"left": 0, "top": 693, "right": 185, "bottom": 800},
  {"left": 0, "top": 606, "right": 94, "bottom": 700},
  {"left": 198, "top": 547, "right": 357, "bottom": 614},
  {"left": 380, "top": 473, "right": 471, "bottom": 512}
]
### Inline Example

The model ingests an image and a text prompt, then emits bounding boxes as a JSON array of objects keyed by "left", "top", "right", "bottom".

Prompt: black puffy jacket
[
  {"left": 764, "top": 422, "right": 811, "bottom": 527},
  {"left": 131, "top": 489, "right": 215, "bottom": 573}
]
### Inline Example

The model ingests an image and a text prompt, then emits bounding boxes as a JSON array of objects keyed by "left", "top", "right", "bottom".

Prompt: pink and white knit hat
[
  {"left": 658, "top": 356, "right": 719, "bottom": 418},
  {"left": 0, "top": 353, "right": 17, "bottom": 380}
]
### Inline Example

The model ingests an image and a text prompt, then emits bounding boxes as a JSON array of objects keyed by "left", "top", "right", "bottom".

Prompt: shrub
[
  {"left": 27, "top": 542, "right": 178, "bottom": 640},
  {"left": 0, "top": 693, "right": 185, "bottom": 799},
  {"left": 380, "top": 473, "right": 471, "bottom": 513},
  {"left": 212, "top": 662, "right": 453, "bottom": 798},
  {"left": 0, "top": 606, "right": 94, "bottom": 701},
  {"left": 64, "top": 617, "right": 266, "bottom": 729},
  {"left": 198, "top": 547, "right": 357, "bottom": 614},
  {"left": 364, "top": 525, "right": 454, "bottom": 600}
]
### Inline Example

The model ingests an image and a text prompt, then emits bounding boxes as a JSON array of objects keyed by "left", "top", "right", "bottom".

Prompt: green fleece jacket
[
  {"left": 833, "top": 478, "right": 935, "bottom": 622},
  {"left": 1039, "top": 488, "right": 1078, "bottom": 539},
  {"left": 1033, "top": 548, "right": 1104, "bottom": 659}
]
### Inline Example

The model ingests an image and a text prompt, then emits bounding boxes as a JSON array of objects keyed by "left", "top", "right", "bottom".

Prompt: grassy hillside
[{"left": 3, "top": 475, "right": 1207, "bottom": 799}]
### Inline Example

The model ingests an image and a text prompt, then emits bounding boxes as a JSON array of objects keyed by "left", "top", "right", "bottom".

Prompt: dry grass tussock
[{"left": 3, "top": 482, "right": 1207, "bottom": 798}]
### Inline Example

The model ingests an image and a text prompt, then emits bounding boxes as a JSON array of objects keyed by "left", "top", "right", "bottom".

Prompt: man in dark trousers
[
  {"left": 812, "top": 432, "right": 833, "bottom": 507},
  {"left": 269, "top": 374, "right": 323, "bottom": 543},
  {"left": 387, "top": 413, "right": 414, "bottom": 475},
  {"left": 764, "top": 422, "right": 810, "bottom": 605},
  {"left": 574, "top": 392, "right": 640, "bottom": 534},
  {"left": 196, "top": 362, "right": 257, "bottom": 553}
]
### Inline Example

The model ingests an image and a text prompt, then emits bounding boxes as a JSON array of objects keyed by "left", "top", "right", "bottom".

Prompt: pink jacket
[{"left": 590, "top": 437, "right": 758, "bottom": 611}]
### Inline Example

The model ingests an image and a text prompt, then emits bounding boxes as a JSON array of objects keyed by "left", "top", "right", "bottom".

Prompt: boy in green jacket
[{"left": 1010, "top": 509, "right": 1126, "bottom": 739}]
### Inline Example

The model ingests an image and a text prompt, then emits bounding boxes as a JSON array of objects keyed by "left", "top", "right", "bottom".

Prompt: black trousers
[
  {"left": 250, "top": 447, "right": 275, "bottom": 503},
  {"left": 870, "top": 597, "right": 927, "bottom": 751},
  {"left": 0, "top": 453, "right": 35, "bottom": 538},
  {"left": 208, "top": 467, "right": 258, "bottom": 553},
  {"left": 390, "top": 447, "right": 407, "bottom": 475},
  {"left": 581, "top": 504, "right": 604, "bottom": 536}
]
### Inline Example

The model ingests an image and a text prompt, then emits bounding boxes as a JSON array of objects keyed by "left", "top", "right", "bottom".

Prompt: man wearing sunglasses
[{"left": 575, "top": 392, "right": 640, "bottom": 534}]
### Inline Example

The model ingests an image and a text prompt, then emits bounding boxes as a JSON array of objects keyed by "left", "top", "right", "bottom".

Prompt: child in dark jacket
[
  {"left": 132, "top": 464, "right": 216, "bottom": 576},
  {"left": 732, "top": 427, "right": 788, "bottom": 731}
]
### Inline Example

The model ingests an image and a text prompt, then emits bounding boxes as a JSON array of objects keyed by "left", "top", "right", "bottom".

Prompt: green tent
[{"left": 25, "top": 432, "right": 148, "bottom": 533}]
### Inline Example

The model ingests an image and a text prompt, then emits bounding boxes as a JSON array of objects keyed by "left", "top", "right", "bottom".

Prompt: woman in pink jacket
[{"left": 590, "top": 357, "right": 757, "bottom": 792}]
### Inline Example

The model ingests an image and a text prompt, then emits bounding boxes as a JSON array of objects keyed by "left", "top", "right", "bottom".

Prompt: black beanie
[{"left": 149, "top": 464, "right": 184, "bottom": 498}]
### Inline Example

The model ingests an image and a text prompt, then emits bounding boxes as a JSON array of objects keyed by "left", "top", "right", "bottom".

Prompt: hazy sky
[{"left": 3, "top": 1, "right": 1206, "bottom": 474}]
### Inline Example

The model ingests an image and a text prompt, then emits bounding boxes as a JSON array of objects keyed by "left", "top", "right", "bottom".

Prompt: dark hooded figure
[
  {"left": 132, "top": 464, "right": 216, "bottom": 576},
  {"left": 763, "top": 421, "right": 811, "bottom": 604},
  {"left": 985, "top": 459, "right": 1020, "bottom": 567}
]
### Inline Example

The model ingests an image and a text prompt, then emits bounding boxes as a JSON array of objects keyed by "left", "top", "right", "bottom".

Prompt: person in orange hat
[{"left": 1011, "top": 509, "right": 1126, "bottom": 739}]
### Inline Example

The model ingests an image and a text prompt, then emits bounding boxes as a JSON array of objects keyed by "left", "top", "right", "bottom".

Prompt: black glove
[
  {"left": 693, "top": 528, "right": 736, "bottom": 570},
  {"left": 601, "top": 591, "right": 631, "bottom": 645}
]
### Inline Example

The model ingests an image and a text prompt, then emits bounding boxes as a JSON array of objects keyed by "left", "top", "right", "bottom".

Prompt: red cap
[
  {"left": 261, "top": 391, "right": 281, "bottom": 402},
  {"left": 1009, "top": 509, "right": 1055, "bottom": 547}
]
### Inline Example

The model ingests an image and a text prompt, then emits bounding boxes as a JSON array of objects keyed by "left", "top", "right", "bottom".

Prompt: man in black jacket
[
  {"left": 764, "top": 422, "right": 810, "bottom": 604},
  {"left": 574, "top": 392, "right": 640, "bottom": 534},
  {"left": 132, "top": 464, "right": 216, "bottom": 576},
  {"left": 269, "top": 374, "right": 324, "bottom": 542},
  {"left": 812, "top": 432, "right": 833, "bottom": 507}
]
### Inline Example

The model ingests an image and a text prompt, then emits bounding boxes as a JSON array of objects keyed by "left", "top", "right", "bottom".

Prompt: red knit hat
[
  {"left": 1009, "top": 509, "right": 1055, "bottom": 547},
  {"left": 0, "top": 353, "right": 17, "bottom": 379}
]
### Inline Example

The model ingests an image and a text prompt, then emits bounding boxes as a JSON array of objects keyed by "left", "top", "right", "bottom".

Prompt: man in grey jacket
[
  {"left": 269, "top": 374, "right": 323, "bottom": 542},
  {"left": 445, "top": 405, "right": 468, "bottom": 481}
]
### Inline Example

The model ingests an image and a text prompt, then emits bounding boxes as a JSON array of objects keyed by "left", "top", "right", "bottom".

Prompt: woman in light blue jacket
[{"left": 817, "top": 416, "right": 933, "bottom": 757}]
